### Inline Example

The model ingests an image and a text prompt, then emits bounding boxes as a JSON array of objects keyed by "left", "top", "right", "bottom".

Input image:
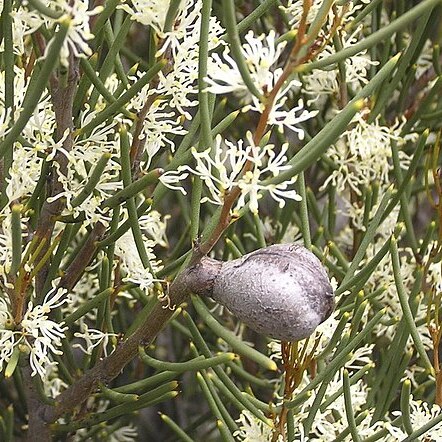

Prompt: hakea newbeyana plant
[{"left": 1, "top": 0, "right": 442, "bottom": 440}]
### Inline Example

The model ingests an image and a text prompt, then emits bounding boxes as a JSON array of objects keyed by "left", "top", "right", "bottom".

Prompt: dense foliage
[{"left": 1, "top": 0, "right": 442, "bottom": 440}]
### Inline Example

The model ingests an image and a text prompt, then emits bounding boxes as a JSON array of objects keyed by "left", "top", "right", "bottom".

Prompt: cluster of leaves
[{"left": 0, "top": 0, "right": 442, "bottom": 440}]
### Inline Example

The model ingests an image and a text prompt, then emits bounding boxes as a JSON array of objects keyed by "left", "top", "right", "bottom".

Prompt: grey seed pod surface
[{"left": 210, "top": 243, "right": 334, "bottom": 341}]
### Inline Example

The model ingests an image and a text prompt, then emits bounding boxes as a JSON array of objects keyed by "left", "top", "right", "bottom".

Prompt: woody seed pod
[{"left": 189, "top": 243, "right": 334, "bottom": 341}]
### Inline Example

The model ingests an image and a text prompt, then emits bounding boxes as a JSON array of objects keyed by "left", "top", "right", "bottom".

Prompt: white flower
[
  {"left": 206, "top": 30, "right": 317, "bottom": 137},
  {"left": 264, "top": 97, "right": 318, "bottom": 140},
  {"left": 234, "top": 410, "right": 276, "bottom": 442},
  {"left": 0, "top": 298, "right": 15, "bottom": 371},
  {"left": 311, "top": 407, "right": 387, "bottom": 441},
  {"left": 303, "top": 26, "right": 378, "bottom": 106},
  {"left": 123, "top": 0, "right": 224, "bottom": 118},
  {"left": 0, "top": 106, "right": 11, "bottom": 139},
  {"left": 138, "top": 210, "right": 170, "bottom": 248},
  {"left": 46, "top": 115, "right": 121, "bottom": 225},
  {"left": 115, "top": 231, "right": 163, "bottom": 292},
  {"left": 0, "top": 66, "right": 57, "bottom": 203},
  {"left": 155, "top": 1, "right": 224, "bottom": 117},
  {"left": 73, "top": 321, "right": 117, "bottom": 356},
  {"left": 18, "top": 0, "right": 102, "bottom": 67},
  {"left": 7, "top": 141, "right": 47, "bottom": 202},
  {"left": 108, "top": 424, "right": 138, "bottom": 442},
  {"left": 21, "top": 288, "right": 68, "bottom": 378},
  {"left": 57, "top": 0, "right": 103, "bottom": 66},
  {"left": 0, "top": 209, "right": 17, "bottom": 278},
  {"left": 63, "top": 269, "right": 101, "bottom": 317},
  {"left": 207, "top": 30, "right": 287, "bottom": 100},
  {"left": 42, "top": 364, "right": 68, "bottom": 398},
  {"left": 162, "top": 133, "right": 302, "bottom": 214},
  {"left": 321, "top": 110, "right": 415, "bottom": 195},
  {"left": 119, "top": 0, "right": 172, "bottom": 34},
  {"left": 128, "top": 94, "right": 187, "bottom": 161},
  {"left": 300, "top": 371, "right": 386, "bottom": 441},
  {"left": 0, "top": 288, "right": 68, "bottom": 379},
  {"left": 6, "top": 6, "right": 46, "bottom": 55},
  {"left": 387, "top": 395, "right": 442, "bottom": 440}
]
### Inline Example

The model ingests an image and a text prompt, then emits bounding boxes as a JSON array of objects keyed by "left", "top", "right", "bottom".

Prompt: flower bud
[{"left": 192, "top": 244, "right": 334, "bottom": 341}]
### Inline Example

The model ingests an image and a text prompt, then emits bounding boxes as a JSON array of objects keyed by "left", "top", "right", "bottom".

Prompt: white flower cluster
[
  {"left": 322, "top": 110, "right": 414, "bottom": 196},
  {"left": 0, "top": 210, "right": 18, "bottom": 280},
  {"left": 114, "top": 209, "right": 168, "bottom": 291},
  {"left": 154, "top": 1, "right": 224, "bottom": 118},
  {"left": 302, "top": 27, "right": 378, "bottom": 106},
  {"left": 0, "top": 67, "right": 55, "bottom": 203},
  {"left": 0, "top": 73, "right": 121, "bottom": 229},
  {"left": 0, "top": 288, "right": 67, "bottom": 379},
  {"left": 128, "top": 88, "right": 187, "bottom": 162},
  {"left": 361, "top": 241, "right": 432, "bottom": 349},
  {"left": 234, "top": 410, "right": 276, "bottom": 442},
  {"left": 116, "top": 0, "right": 225, "bottom": 165},
  {"left": 119, "top": 0, "right": 179, "bottom": 36},
  {"left": 73, "top": 320, "right": 118, "bottom": 356},
  {"left": 156, "top": 22, "right": 324, "bottom": 214},
  {"left": 162, "top": 133, "right": 302, "bottom": 214},
  {"left": 206, "top": 30, "right": 318, "bottom": 138},
  {"left": 57, "top": 0, "right": 103, "bottom": 66},
  {"left": 236, "top": 362, "right": 387, "bottom": 442},
  {"left": 42, "top": 365, "right": 68, "bottom": 398},
  {"left": 264, "top": 300, "right": 381, "bottom": 440},
  {"left": 5, "top": 0, "right": 101, "bottom": 65},
  {"left": 207, "top": 30, "right": 287, "bottom": 99},
  {"left": 388, "top": 396, "right": 442, "bottom": 440},
  {"left": 47, "top": 118, "right": 122, "bottom": 226}
]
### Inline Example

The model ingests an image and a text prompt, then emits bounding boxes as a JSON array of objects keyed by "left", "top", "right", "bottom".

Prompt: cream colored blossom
[
  {"left": 321, "top": 110, "right": 415, "bottom": 195},
  {"left": 388, "top": 395, "right": 442, "bottom": 440},
  {"left": 162, "top": 133, "right": 301, "bottom": 214},
  {"left": 0, "top": 288, "right": 68, "bottom": 379}
]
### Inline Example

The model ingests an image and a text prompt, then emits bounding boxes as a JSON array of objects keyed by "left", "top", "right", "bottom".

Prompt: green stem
[
  {"left": 224, "top": 0, "right": 262, "bottom": 99},
  {"left": 139, "top": 346, "right": 235, "bottom": 372},
  {"left": 71, "top": 153, "right": 111, "bottom": 207},
  {"left": 160, "top": 413, "right": 193, "bottom": 442},
  {"left": 191, "top": 296, "right": 277, "bottom": 371},
  {"left": 400, "top": 380, "right": 414, "bottom": 435},
  {"left": 390, "top": 239, "right": 433, "bottom": 373}
]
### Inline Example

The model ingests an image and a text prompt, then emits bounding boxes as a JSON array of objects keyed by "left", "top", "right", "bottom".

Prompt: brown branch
[
  {"left": 130, "top": 83, "right": 161, "bottom": 177},
  {"left": 22, "top": 364, "right": 52, "bottom": 442},
  {"left": 23, "top": 49, "right": 79, "bottom": 440},
  {"left": 58, "top": 222, "right": 107, "bottom": 292},
  {"left": 39, "top": 258, "right": 217, "bottom": 423},
  {"left": 130, "top": 45, "right": 172, "bottom": 178},
  {"left": 34, "top": 53, "right": 80, "bottom": 299}
]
